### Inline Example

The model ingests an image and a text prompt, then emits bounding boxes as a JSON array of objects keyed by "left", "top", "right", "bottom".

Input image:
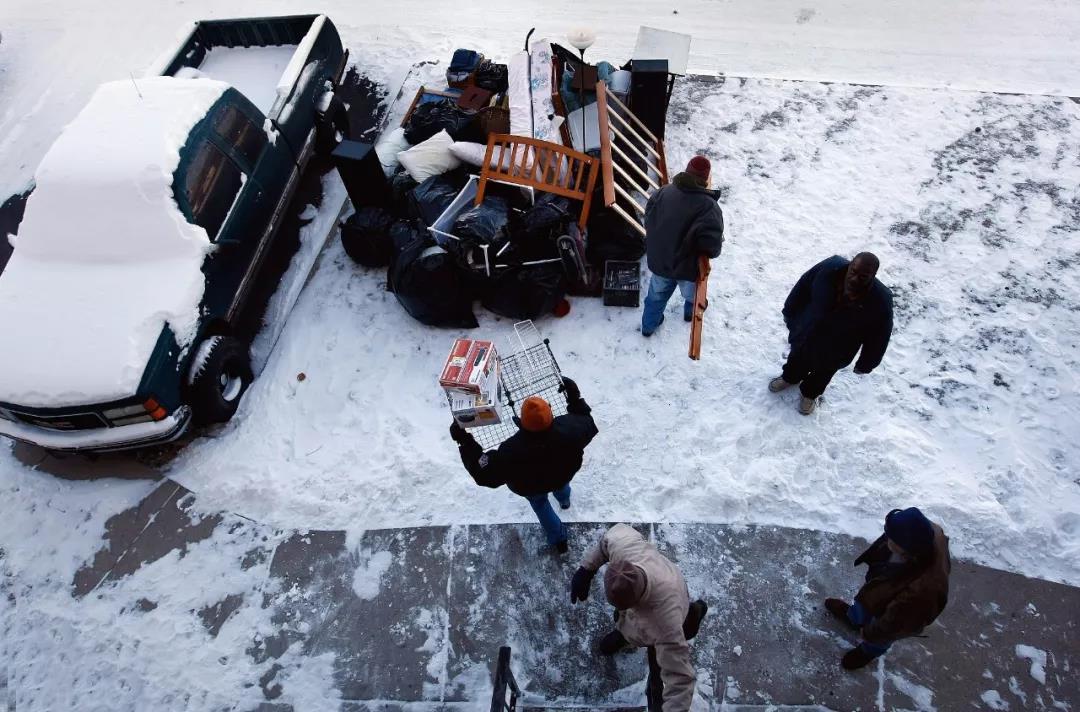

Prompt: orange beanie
[{"left": 520, "top": 396, "right": 554, "bottom": 432}]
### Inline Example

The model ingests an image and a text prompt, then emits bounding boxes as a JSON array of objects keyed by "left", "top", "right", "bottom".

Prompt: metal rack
[{"left": 458, "top": 321, "right": 567, "bottom": 451}]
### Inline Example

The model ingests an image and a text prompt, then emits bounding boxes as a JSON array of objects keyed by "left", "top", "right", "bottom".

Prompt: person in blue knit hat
[{"left": 824, "top": 507, "right": 951, "bottom": 669}]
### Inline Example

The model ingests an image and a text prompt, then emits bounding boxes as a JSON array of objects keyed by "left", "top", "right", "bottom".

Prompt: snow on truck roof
[{"left": 0, "top": 77, "right": 226, "bottom": 407}]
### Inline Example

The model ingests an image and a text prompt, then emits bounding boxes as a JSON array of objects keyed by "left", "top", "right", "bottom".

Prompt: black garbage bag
[
  {"left": 389, "top": 171, "right": 419, "bottom": 219},
  {"left": 482, "top": 263, "right": 567, "bottom": 320},
  {"left": 409, "top": 169, "right": 469, "bottom": 226},
  {"left": 454, "top": 196, "right": 512, "bottom": 245},
  {"left": 388, "top": 219, "right": 425, "bottom": 260},
  {"left": 585, "top": 206, "right": 646, "bottom": 264},
  {"left": 388, "top": 234, "right": 478, "bottom": 328},
  {"left": 473, "top": 60, "right": 509, "bottom": 93},
  {"left": 340, "top": 207, "right": 394, "bottom": 267},
  {"left": 404, "top": 99, "right": 477, "bottom": 144},
  {"left": 522, "top": 194, "right": 573, "bottom": 240}
]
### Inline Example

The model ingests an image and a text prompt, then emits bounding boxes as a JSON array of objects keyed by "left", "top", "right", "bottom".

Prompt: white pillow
[
  {"left": 374, "top": 127, "right": 410, "bottom": 173},
  {"left": 397, "top": 130, "right": 461, "bottom": 182}
]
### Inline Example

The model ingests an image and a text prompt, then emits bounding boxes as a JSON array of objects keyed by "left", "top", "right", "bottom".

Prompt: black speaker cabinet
[
  {"left": 629, "top": 59, "right": 670, "bottom": 140},
  {"left": 331, "top": 140, "right": 389, "bottom": 209}
]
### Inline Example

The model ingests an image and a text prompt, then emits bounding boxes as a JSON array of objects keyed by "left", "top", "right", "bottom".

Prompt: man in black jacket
[
  {"left": 641, "top": 156, "right": 725, "bottom": 337},
  {"left": 450, "top": 376, "right": 598, "bottom": 553},
  {"left": 770, "top": 253, "right": 893, "bottom": 415}
]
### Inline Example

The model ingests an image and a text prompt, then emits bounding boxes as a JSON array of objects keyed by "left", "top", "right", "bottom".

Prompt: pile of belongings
[{"left": 339, "top": 44, "right": 648, "bottom": 328}]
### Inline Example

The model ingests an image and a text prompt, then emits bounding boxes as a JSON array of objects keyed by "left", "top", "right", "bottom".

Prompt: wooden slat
[
  {"left": 614, "top": 183, "right": 646, "bottom": 214},
  {"left": 608, "top": 108, "right": 663, "bottom": 162},
  {"left": 477, "top": 134, "right": 599, "bottom": 219},
  {"left": 611, "top": 141, "right": 662, "bottom": 191},
  {"left": 612, "top": 162, "right": 652, "bottom": 199},
  {"left": 612, "top": 203, "right": 647, "bottom": 236},
  {"left": 605, "top": 86, "right": 662, "bottom": 145},
  {"left": 596, "top": 82, "right": 617, "bottom": 212},
  {"left": 688, "top": 255, "right": 710, "bottom": 360}
]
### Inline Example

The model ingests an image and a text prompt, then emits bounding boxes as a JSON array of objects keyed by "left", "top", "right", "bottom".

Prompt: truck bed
[
  {"left": 161, "top": 15, "right": 338, "bottom": 119},
  {"left": 194, "top": 45, "right": 297, "bottom": 113}
]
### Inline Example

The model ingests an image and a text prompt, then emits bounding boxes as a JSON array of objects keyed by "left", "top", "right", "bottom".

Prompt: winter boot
[
  {"left": 684, "top": 298, "right": 707, "bottom": 322},
  {"left": 798, "top": 395, "right": 817, "bottom": 415},
  {"left": 769, "top": 376, "right": 795, "bottom": 393},
  {"left": 841, "top": 646, "right": 877, "bottom": 670},
  {"left": 555, "top": 539, "right": 569, "bottom": 555},
  {"left": 825, "top": 598, "right": 857, "bottom": 630},
  {"left": 598, "top": 629, "right": 630, "bottom": 656},
  {"left": 641, "top": 314, "right": 664, "bottom": 337}
]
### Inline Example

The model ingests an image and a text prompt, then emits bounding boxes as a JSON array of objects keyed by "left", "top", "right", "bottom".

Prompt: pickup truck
[{"left": 0, "top": 15, "right": 349, "bottom": 452}]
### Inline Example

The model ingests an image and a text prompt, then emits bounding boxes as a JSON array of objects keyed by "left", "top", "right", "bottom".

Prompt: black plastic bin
[{"left": 602, "top": 260, "right": 641, "bottom": 307}]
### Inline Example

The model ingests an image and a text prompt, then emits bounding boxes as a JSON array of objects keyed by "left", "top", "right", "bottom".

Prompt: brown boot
[
  {"left": 825, "top": 598, "right": 856, "bottom": 630},
  {"left": 841, "top": 646, "right": 877, "bottom": 670}
]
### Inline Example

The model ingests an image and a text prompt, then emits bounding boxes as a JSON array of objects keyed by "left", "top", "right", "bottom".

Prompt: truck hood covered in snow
[{"left": 0, "top": 78, "right": 227, "bottom": 408}]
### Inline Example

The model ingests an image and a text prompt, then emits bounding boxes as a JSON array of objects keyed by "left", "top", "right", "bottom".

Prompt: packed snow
[
  {"left": 1015, "top": 644, "right": 1048, "bottom": 685},
  {"left": 0, "top": 2, "right": 1079, "bottom": 708},
  {"left": 196, "top": 45, "right": 298, "bottom": 113},
  {"left": 0, "top": 78, "right": 224, "bottom": 407},
  {"left": 169, "top": 72, "right": 1080, "bottom": 587}
]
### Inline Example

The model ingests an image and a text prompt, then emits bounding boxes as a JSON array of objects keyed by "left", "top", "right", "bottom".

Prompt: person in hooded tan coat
[{"left": 570, "top": 524, "right": 708, "bottom": 712}]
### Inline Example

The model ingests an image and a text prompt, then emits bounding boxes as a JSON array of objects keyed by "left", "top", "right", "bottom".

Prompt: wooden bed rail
[
  {"left": 477, "top": 134, "right": 599, "bottom": 230},
  {"left": 596, "top": 81, "right": 669, "bottom": 236}
]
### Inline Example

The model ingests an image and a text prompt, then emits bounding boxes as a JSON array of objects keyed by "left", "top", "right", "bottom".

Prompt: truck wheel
[{"left": 188, "top": 336, "right": 253, "bottom": 425}]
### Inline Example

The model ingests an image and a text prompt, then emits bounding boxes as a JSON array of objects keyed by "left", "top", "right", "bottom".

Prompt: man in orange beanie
[{"left": 451, "top": 376, "right": 598, "bottom": 554}]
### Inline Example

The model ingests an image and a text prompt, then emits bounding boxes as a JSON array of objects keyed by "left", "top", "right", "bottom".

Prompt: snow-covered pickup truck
[{"left": 0, "top": 15, "right": 348, "bottom": 452}]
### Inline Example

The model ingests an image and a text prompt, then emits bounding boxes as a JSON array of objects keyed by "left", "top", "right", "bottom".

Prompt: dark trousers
[
  {"left": 645, "top": 602, "right": 707, "bottom": 711},
  {"left": 782, "top": 344, "right": 838, "bottom": 398}
]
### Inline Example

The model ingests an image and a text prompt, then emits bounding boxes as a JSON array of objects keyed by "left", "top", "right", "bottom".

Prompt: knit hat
[
  {"left": 686, "top": 155, "right": 711, "bottom": 184},
  {"left": 884, "top": 507, "right": 934, "bottom": 558},
  {"left": 520, "top": 396, "right": 553, "bottom": 432},
  {"left": 604, "top": 560, "right": 647, "bottom": 610}
]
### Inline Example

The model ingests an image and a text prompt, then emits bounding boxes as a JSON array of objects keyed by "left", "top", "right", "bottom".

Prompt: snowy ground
[
  {"left": 1, "top": 1, "right": 1079, "bottom": 709},
  {"left": 0, "top": 2, "right": 1079, "bottom": 582},
  {"left": 156, "top": 73, "right": 1080, "bottom": 588}
]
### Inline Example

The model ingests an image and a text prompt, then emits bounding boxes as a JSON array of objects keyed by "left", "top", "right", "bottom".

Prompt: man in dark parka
[
  {"left": 640, "top": 155, "right": 725, "bottom": 337},
  {"left": 770, "top": 252, "right": 893, "bottom": 414},
  {"left": 450, "top": 376, "right": 598, "bottom": 553},
  {"left": 825, "top": 507, "right": 951, "bottom": 669}
]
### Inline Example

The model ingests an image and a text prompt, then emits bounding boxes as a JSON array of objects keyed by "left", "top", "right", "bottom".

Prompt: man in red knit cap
[
  {"left": 450, "top": 376, "right": 598, "bottom": 554},
  {"left": 640, "top": 155, "right": 725, "bottom": 337}
]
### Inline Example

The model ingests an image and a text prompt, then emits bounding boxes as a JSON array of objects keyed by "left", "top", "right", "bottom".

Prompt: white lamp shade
[{"left": 567, "top": 27, "right": 597, "bottom": 51}]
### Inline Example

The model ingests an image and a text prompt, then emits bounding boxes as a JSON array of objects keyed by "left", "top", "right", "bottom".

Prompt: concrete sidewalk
[{"left": 31, "top": 480, "right": 1074, "bottom": 711}]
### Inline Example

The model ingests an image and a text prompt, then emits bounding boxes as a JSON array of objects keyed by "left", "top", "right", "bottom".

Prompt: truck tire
[{"left": 188, "top": 336, "right": 253, "bottom": 425}]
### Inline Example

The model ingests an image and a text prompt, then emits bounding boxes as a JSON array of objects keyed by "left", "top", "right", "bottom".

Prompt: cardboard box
[
  {"left": 450, "top": 387, "right": 503, "bottom": 429},
  {"left": 440, "top": 339, "right": 498, "bottom": 396}
]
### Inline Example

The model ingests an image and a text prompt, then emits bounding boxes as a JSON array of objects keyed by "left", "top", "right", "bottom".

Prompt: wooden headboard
[{"left": 476, "top": 134, "right": 599, "bottom": 230}]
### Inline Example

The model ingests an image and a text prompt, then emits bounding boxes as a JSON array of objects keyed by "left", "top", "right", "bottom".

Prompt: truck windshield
[{"left": 184, "top": 140, "right": 243, "bottom": 240}]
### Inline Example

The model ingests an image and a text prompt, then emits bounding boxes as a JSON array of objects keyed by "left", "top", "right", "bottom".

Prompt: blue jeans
[
  {"left": 641, "top": 274, "right": 696, "bottom": 333},
  {"left": 847, "top": 601, "right": 892, "bottom": 658},
  {"left": 525, "top": 485, "right": 572, "bottom": 545}
]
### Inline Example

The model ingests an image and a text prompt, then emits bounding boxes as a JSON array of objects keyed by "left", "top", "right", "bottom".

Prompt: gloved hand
[
  {"left": 560, "top": 376, "right": 581, "bottom": 402},
  {"left": 449, "top": 421, "right": 469, "bottom": 444},
  {"left": 570, "top": 566, "right": 595, "bottom": 604}
]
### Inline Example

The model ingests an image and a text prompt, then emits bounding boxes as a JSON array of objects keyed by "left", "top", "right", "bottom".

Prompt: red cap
[{"left": 686, "top": 155, "right": 711, "bottom": 183}]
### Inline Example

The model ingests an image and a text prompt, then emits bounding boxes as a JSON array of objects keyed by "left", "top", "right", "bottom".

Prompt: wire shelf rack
[{"left": 451, "top": 321, "right": 567, "bottom": 451}]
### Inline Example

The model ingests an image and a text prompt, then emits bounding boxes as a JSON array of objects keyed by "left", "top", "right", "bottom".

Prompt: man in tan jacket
[{"left": 570, "top": 524, "right": 707, "bottom": 712}]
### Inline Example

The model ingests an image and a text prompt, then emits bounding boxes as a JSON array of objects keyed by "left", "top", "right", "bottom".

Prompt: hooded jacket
[
  {"left": 581, "top": 524, "right": 695, "bottom": 712},
  {"left": 455, "top": 392, "right": 598, "bottom": 497},
  {"left": 782, "top": 255, "right": 893, "bottom": 372},
  {"left": 854, "top": 523, "right": 951, "bottom": 644},
  {"left": 644, "top": 172, "right": 725, "bottom": 282}
]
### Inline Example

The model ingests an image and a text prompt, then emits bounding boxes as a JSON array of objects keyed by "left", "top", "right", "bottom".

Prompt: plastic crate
[{"left": 602, "top": 260, "right": 641, "bottom": 307}]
